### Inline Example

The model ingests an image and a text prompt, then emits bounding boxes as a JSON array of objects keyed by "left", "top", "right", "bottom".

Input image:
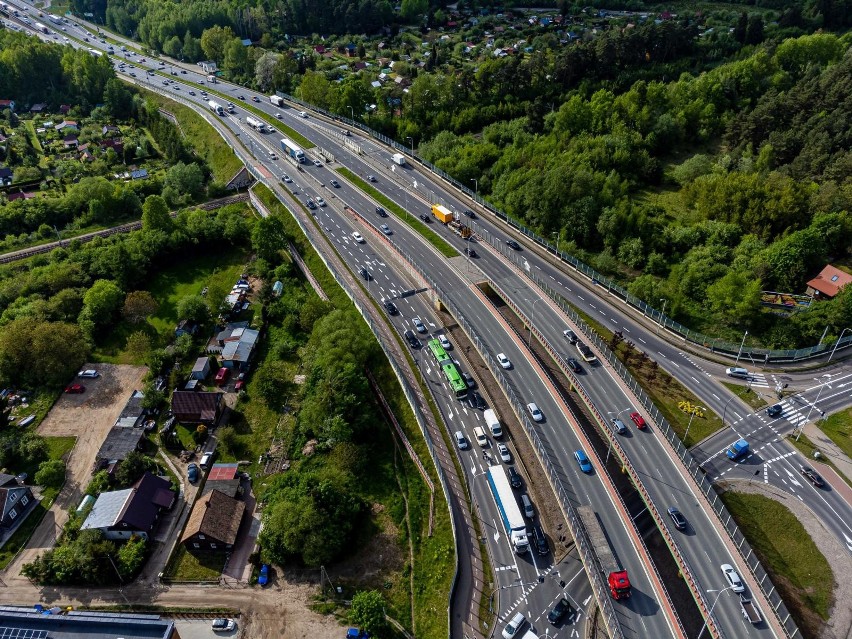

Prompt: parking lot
[{"left": 174, "top": 618, "right": 239, "bottom": 639}]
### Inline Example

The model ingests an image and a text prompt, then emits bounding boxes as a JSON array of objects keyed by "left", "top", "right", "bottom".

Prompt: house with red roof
[{"left": 806, "top": 265, "right": 852, "bottom": 299}]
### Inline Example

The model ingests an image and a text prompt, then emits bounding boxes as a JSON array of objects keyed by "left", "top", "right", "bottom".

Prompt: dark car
[
  {"left": 252, "top": 95, "right": 260, "bottom": 102},
  {"left": 384, "top": 300, "right": 399, "bottom": 315},
  {"left": 505, "top": 239, "right": 521, "bottom": 250},
  {"left": 404, "top": 330, "right": 420, "bottom": 349},
  {"left": 667, "top": 506, "right": 687, "bottom": 530},
  {"left": 306, "top": 199, "right": 317, "bottom": 210},
  {"left": 507, "top": 466, "right": 523, "bottom": 489},
  {"left": 467, "top": 390, "right": 486, "bottom": 410},
  {"left": 463, "top": 209, "right": 476, "bottom": 219},
  {"left": 531, "top": 524, "right": 548, "bottom": 555},
  {"left": 358, "top": 267, "right": 372, "bottom": 281},
  {"left": 465, "top": 247, "right": 478, "bottom": 258},
  {"left": 330, "top": 179, "right": 340, "bottom": 188},
  {"left": 800, "top": 465, "right": 824, "bottom": 487},
  {"left": 766, "top": 404, "right": 784, "bottom": 418},
  {"left": 462, "top": 371, "right": 476, "bottom": 389},
  {"left": 567, "top": 357, "right": 581, "bottom": 373},
  {"left": 419, "top": 214, "right": 432, "bottom": 223},
  {"left": 548, "top": 597, "right": 571, "bottom": 625},
  {"left": 376, "top": 206, "right": 386, "bottom": 217},
  {"left": 187, "top": 463, "right": 199, "bottom": 483},
  {"left": 238, "top": 94, "right": 245, "bottom": 100}
]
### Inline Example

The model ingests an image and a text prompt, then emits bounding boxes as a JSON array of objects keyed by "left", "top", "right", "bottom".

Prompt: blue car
[
  {"left": 187, "top": 463, "right": 199, "bottom": 483},
  {"left": 574, "top": 449, "right": 592, "bottom": 473},
  {"left": 258, "top": 564, "right": 269, "bottom": 586}
]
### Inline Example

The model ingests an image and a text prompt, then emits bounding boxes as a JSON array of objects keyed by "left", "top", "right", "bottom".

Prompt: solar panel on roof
[{"left": 0, "top": 628, "right": 48, "bottom": 639}]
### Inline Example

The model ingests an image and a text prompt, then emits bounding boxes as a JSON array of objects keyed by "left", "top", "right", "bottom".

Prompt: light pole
[
  {"left": 552, "top": 231, "right": 560, "bottom": 256},
  {"left": 697, "top": 587, "right": 736, "bottom": 639},
  {"left": 797, "top": 374, "right": 831, "bottom": 441},
  {"left": 684, "top": 405, "right": 707, "bottom": 444},
  {"left": 348, "top": 105, "right": 354, "bottom": 121},
  {"left": 527, "top": 298, "right": 542, "bottom": 347},
  {"left": 828, "top": 327, "right": 851, "bottom": 363},
  {"left": 406, "top": 135, "right": 414, "bottom": 157},
  {"left": 488, "top": 579, "right": 539, "bottom": 613},
  {"left": 721, "top": 394, "right": 738, "bottom": 429},
  {"left": 735, "top": 329, "right": 749, "bottom": 364},
  {"left": 657, "top": 298, "right": 667, "bottom": 334},
  {"left": 471, "top": 178, "right": 478, "bottom": 196}
]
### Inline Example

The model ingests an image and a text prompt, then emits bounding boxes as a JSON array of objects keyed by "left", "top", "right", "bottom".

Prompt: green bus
[
  {"left": 428, "top": 339, "right": 450, "bottom": 365},
  {"left": 442, "top": 362, "right": 468, "bottom": 399}
]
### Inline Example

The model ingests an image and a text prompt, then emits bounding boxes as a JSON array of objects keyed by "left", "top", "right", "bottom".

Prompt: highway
[{"left": 7, "top": 8, "right": 821, "bottom": 638}]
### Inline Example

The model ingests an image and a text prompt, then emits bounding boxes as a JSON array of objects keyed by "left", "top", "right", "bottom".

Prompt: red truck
[
  {"left": 577, "top": 505, "right": 631, "bottom": 600},
  {"left": 214, "top": 367, "right": 230, "bottom": 386}
]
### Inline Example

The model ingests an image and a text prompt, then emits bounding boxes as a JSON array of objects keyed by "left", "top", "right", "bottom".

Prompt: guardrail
[{"left": 273, "top": 91, "right": 852, "bottom": 365}]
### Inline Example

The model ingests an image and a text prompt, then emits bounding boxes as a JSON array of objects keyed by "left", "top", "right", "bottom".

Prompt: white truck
[
  {"left": 246, "top": 116, "right": 267, "bottom": 133},
  {"left": 392, "top": 152, "right": 406, "bottom": 166},
  {"left": 484, "top": 408, "right": 502, "bottom": 437},
  {"left": 270, "top": 95, "right": 284, "bottom": 107},
  {"left": 206, "top": 74, "right": 217, "bottom": 83},
  {"left": 208, "top": 100, "right": 224, "bottom": 116},
  {"left": 486, "top": 466, "right": 529, "bottom": 554}
]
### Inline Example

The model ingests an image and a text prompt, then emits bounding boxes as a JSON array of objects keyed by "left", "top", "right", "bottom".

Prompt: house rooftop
[
  {"left": 0, "top": 606, "right": 174, "bottom": 639},
  {"left": 181, "top": 489, "right": 245, "bottom": 546},
  {"left": 807, "top": 265, "right": 852, "bottom": 298}
]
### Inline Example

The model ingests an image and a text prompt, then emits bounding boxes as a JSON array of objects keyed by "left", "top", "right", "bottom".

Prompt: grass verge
[
  {"left": 0, "top": 503, "right": 47, "bottom": 570},
  {"left": 721, "top": 382, "right": 767, "bottom": 411},
  {"left": 576, "top": 309, "right": 723, "bottom": 446},
  {"left": 162, "top": 544, "right": 226, "bottom": 581},
  {"left": 720, "top": 490, "right": 833, "bottom": 635},
  {"left": 818, "top": 407, "right": 852, "bottom": 461},
  {"left": 787, "top": 433, "right": 852, "bottom": 487},
  {"left": 337, "top": 167, "right": 459, "bottom": 259}
]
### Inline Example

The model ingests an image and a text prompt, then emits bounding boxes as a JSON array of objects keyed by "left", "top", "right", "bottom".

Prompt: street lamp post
[
  {"left": 684, "top": 405, "right": 707, "bottom": 444},
  {"left": 828, "top": 327, "right": 851, "bottom": 363},
  {"left": 657, "top": 298, "right": 667, "bottom": 335},
  {"left": 697, "top": 587, "right": 736, "bottom": 639},
  {"left": 406, "top": 136, "right": 414, "bottom": 157},
  {"left": 735, "top": 330, "right": 749, "bottom": 364},
  {"left": 720, "top": 394, "right": 740, "bottom": 429},
  {"left": 471, "top": 178, "right": 478, "bottom": 196},
  {"left": 552, "top": 231, "right": 559, "bottom": 257},
  {"left": 528, "top": 298, "right": 542, "bottom": 347},
  {"left": 797, "top": 374, "right": 831, "bottom": 441},
  {"left": 348, "top": 105, "right": 354, "bottom": 121}
]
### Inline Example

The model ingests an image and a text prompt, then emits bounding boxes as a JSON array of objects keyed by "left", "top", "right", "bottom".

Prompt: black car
[
  {"left": 800, "top": 465, "right": 824, "bottom": 487},
  {"left": 567, "top": 357, "right": 582, "bottom": 373},
  {"left": 330, "top": 179, "right": 340, "bottom": 188},
  {"left": 419, "top": 214, "right": 432, "bottom": 223},
  {"left": 505, "top": 239, "right": 522, "bottom": 250},
  {"left": 507, "top": 466, "right": 523, "bottom": 489},
  {"left": 462, "top": 371, "right": 476, "bottom": 389},
  {"left": 404, "top": 330, "right": 420, "bottom": 349},
  {"left": 306, "top": 199, "right": 317, "bottom": 210},
  {"left": 548, "top": 598, "right": 571, "bottom": 625},
  {"left": 238, "top": 94, "right": 245, "bottom": 100},
  {"left": 467, "top": 390, "right": 485, "bottom": 410},
  {"left": 531, "top": 524, "right": 548, "bottom": 556},
  {"left": 465, "top": 247, "right": 478, "bottom": 258},
  {"left": 358, "top": 267, "right": 372, "bottom": 281},
  {"left": 376, "top": 206, "right": 386, "bottom": 217},
  {"left": 667, "top": 506, "right": 687, "bottom": 531},
  {"left": 766, "top": 404, "right": 783, "bottom": 418},
  {"left": 463, "top": 209, "right": 476, "bottom": 219},
  {"left": 384, "top": 300, "right": 398, "bottom": 315}
]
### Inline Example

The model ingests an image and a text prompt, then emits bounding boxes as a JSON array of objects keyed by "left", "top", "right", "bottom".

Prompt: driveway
[{"left": 222, "top": 477, "right": 258, "bottom": 583}]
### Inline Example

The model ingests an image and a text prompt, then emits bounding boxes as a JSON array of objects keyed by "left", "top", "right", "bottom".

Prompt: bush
[{"left": 34, "top": 459, "right": 66, "bottom": 489}]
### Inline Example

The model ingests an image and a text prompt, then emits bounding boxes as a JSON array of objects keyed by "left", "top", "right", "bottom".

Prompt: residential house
[
  {"left": 100, "top": 138, "right": 124, "bottom": 156},
  {"left": 175, "top": 319, "right": 200, "bottom": 338},
  {"left": 314, "top": 45, "right": 326, "bottom": 54},
  {"left": 59, "top": 104, "right": 71, "bottom": 114},
  {"left": 199, "top": 60, "right": 218, "bottom": 73},
  {"left": 0, "top": 99, "right": 15, "bottom": 112},
  {"left": 55, "top": 120, "right": 78, "bottom": 131},
  {"left": 201, "top": 463, "right": 242, "bottom": 498},
  {"left": 80, "top": 472, "right": 176, "bottom": 540},
  {"left": 216, "top": 324, "right": 260, "bottom": 372},
  {"left": 171, "top": 391, "right": 222, "bottom": 426},
  {"left": 102, "top": 125, "right": 120, "bottom": 135},
  {"left": 0, "top": 167, "right": 12, "bottom": 187},
  {"left": 190, "top": 356, "right": 212, "bottom": 381},
  {"left": 240, "top": 38, "right": 252, "bottom": 47},
  {"left": 806, "top": 265, "right": 852, "bottom": 299},
  {"left": 344, "top": 43, "right": 357, "bottom": 57},
  {"left": 29, "top": 103, "right": 47, "bottom": 114},
  {"left": 6, "top": 191, "right": 34, "bottom": 201},
  {"left": 130, "top": 168, "right": 148, "bottom": 180},
  {"left": 181, "top": 489, "right": 245, "bottom": 552},
  {"left": 0, "top": 474, "right": 38, "bottom": 547},
  {"left": 63, "top": 135, "right": 79, "bottom": 148}
]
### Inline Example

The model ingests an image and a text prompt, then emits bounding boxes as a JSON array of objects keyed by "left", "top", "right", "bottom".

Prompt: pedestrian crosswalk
[
  {"left": 771, "top": 399, "right": 809, "bottom": 429},
  {"left": 748, "top": 372, "right": 769, "bottom": 388}
]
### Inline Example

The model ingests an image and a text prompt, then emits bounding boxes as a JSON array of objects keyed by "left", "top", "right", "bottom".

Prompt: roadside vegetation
[
  {"left": 720, "top": 491, "right": 833, "bottom": 637},
  {"left": 721, "top": 382, "right": 768, "bottom": 412}
]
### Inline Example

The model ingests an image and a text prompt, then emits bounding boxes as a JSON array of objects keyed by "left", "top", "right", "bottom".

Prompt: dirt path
[{"left": 726, "top": 481, "right": 852, "bottom": 639}]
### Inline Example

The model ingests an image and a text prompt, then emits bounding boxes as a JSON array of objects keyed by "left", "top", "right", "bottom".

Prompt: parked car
[
  {"left": 258, "top": 563, "right": 269, "bottom": 586},
  {"left": 187, "top": 463, "right": 199, "bottom": 483},
  {"left": 527, "top": 403, "right": 543, "bottom": 422},
  {"left": 78, "top": 369, "right": 100, "bottom": 378},
  {"left": 404, "top": 330, "right": 420, "bottom": 349},
  {"left": 721, "top": 564, "right": 745, "bottom": 592},
  {"left": 667, "top": 506, "right": 687, "bottom": 530},
  {"left": 497, "top": 353, "right": 511, "bottom": 369},
  {"left": 766, "top": 404, "right": 784, "bottom": 418},
  {"left": 212, "top": 618, "right": 236, "bottom": 631},
  {"left": 413, "top": 317, "right": 427, "bottom": 333},
  {"left": 383, "top": 300, "right": 398, "bottom": 315},
  {"left": 800, "top": 465, "right": 825, "bottom": 487},
  {"left": 611, "top": 418, "right": 627, "bottom": 434},
  {"left": 505, "top": 239, "right": 522, "bottom": 250},
  {"left": 548, "top": 597, "right": 571, "bottom": 624},
  {"left": 574, "top": 449, "right": 592, "bottom": 473},
  {"left": 508, "top": 466, "right": 523, "bottom": 489},
  {"left": 497, "top": 443, "right": 511, "bottom": 463},
  {"left": 64, "top": 384, "right": 85, "bottom": 394},
  {"left": 630, "top": 412, "right": 647, "bottom": 429}
]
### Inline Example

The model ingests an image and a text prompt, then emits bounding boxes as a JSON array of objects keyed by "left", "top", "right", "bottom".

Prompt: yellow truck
[{"left": 431, "top": 204, "right": 454, "bottom": 223}]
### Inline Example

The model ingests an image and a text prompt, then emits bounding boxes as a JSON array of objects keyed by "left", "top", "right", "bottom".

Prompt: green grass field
[
  {"left": 162, "top": 544, "right": 226, "bottom": 582},
  {"left": 720, "top": 491, "right": 833, "bottom": 636},
  {"left": 721, "top": 381, "right": 768, "bottom": 411},
  {"left": 818, "top": 407, "right": 852, "bottom": 461}
]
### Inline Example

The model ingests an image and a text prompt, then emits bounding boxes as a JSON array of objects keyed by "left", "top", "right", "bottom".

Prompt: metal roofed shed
[{"left": 0, "top": 606, "right": 175, "bottom": 638}]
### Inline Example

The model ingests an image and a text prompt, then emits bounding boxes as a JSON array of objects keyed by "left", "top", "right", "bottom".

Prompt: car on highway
[
  {"left": 252, "top": 96, "right": 260, "bottom": 102},
  {"left": 563, "top": 328, "right": 578, "bottom": 344},
  {"left": 367, "top": 174, "right": 377, "bottom": 182},
  {"left": 419, "top": 214, "right": 432, "bottom": 223},
  {"left": 531, "top": 523, "right": 548, "bottom": 555},
  {"left": 64, "top": 384, "right": 85, "bottom": 394},
  {"left": 501, "top": 612, "right": 526, "bottom": 639},
  {"left": 463, "top": 208, "right": 476, "bottom": 219},
  {"left": 330, "top": 179, "right": 340, "bottom": 188},
  {"left": 508, "top": 466, "right": 523, "bottom": 489},
  {"left": 358, "top": 267, "right": 371, "bottom": 281},
  {"left": 611, "top": 418, "right": 627, "bottom": 434},
  {"left": 404, "top": 330, "right": 420, "bottom": 349},
  {"left": 275, "top": 112, "right": 282, "bottom": 118},
  {"left": 313, "top": 159, "right": 323, "bottom": 167},
  {"left": 497, "top": 353, "right": 511, "bottom": 369},
  {"left": 462, "top": 371, "right": 476, "bottom": 389},
  {"left": 187, "top": 463, "right": 199, "bottom": 483},
  {"left": 375, "top": 206, "right": 387, "bottom": 217},
  {"left": 438, "top": 334, "right": 451, "bottom": 350},
  {"left": 316, "top": 197, "right": 326, "bottom": 207},
  {"left": 454, "top": 430, "right": 469, "bottom": 450},
  {"left": 630, "top": 412, "right": 647, "bottom": 429},
  {"left": 237, "top": 94, "right": 245, "bottom": 100},
  {"left": 188, "top": 90, "right": 195, "bottom": 95},
  {"left": 258, "top": 564, "right": 269, "bottom": 585},
  {"left": 574, "top": 449, "right": 592, "bottom": 473},
  {"left": 548, "top": 597, "right": 571, "bottom": 624},
  {"left": 282, "top": 174, "right": 292, "bottom": 183},
  {"left": 467, "top": 390, "right": 485, "bottom": 410},
  {"left": 465, "top": 247, "right": 478, "bottom": 258},
  {"left": 212, "top": 618, "right": 236, "bottom": 632},
  {"left": 78, "top": 369, "right": 100, "bottom": 378},
  {"left": 306, "top": 199, "right": 317, "bottom": 210},
  {"left": 497, "top": 443, "right": 511, "bottom": 463},
  {"left": 567, "top": 357, "right": 582, "bottom": 373},
  {"left": 413, "top": 317, "right": 427, "bottom": 333},
  {"left": 383, "top": 300, "right": 398, "bottom": 315},
  {"left": 721, "top": 564, "right": 745, "bottom": 592},
  {"left": 352, "top": 231, "right": 364, "bottom": 243},
  {"left": 299, "top": 111, "right": 308, "bottom": 118},
  {"left": 505, "top": 239, "right": 522, "bottom": 250},
  {"left": 380, "top": 224, "right": 392, "bottom": 235},
  {"left": 527, "top": 402, "right": 543, "bottom": 422},
  {"left": 667, "top": 506, "right": 687, "bottom": 530},
  {"left": 800, "top": 465, "right": 824, "bottom": 487},
  {"left": 766, "top": 404, "right": 783, "bottom": 418},
  {"left": 725, "top": 366, "right": 749, "bottom": 378}
]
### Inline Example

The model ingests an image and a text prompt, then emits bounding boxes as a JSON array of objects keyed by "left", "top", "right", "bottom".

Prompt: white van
[
  {"left": 484, "top": 409, "right": 502, "bottom": 437},
  {"left": 199, "top": 453, "right": 212, "bottom": 470},
  {"left": 725, "top": 367, "right": 749, "bottom": 378},
  {"left": 474, "top": 427, "right": 488, "bottom": 448}
]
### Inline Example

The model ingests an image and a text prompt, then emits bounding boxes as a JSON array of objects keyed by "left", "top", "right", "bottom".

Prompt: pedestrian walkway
[{"left": 803, "top": 422, "right": 852, "bottom": 485}]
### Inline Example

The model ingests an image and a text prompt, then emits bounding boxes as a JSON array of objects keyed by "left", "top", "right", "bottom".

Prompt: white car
[
  {"left": 502, "top": 612, "right": 526, "bottom": 639},
  {"left": 78, "top": 370, "right": 100, "bottom": 379},
  {"left": 413, "top": 317, "right": 427, "bottom": 334},
  {"left": 316, "top": 197, "right": 326, "bottom": 207},
  {"left": 721, "top": 564, "right": 745, "bottom": 593},
  {"left": 497, "top": 353, "right": 511, "bottom": 369},
  {"left": 527, "top": 403, "right": 543, "bottom": 422},
  {"left": 725, "top": 367, "right": 749, "bottom": 378},
  {"left": 212, "top": 618, "right": 236, "bottom": 632},
  {"left": 282, "top": 174, "right": 292, "bottom": 183},
  {"left": 497, "top": 443, "right": 511, "bottom": 463},
  {"left": 313, "top": 159, "right": 323, "bottom": 167},
  {"left": 438, "top": 334, "right": 451, "bottom": 350},
  {"left": 275, "top": 112, "right": 282, "bottom": 118},
  {"left": 380, "top": 224, "right": 392, "bottom": 235},
  {"left": 352, "top": 232, "right": 364, "bottom": 243}
]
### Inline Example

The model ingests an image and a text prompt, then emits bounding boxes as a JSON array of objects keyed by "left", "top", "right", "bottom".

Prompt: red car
[
  {"left": 630, "top": 412, "right": 647, "bottom": 429},
  {"left": 64, "top": 384, "right": 85, "bottom": 394}
]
